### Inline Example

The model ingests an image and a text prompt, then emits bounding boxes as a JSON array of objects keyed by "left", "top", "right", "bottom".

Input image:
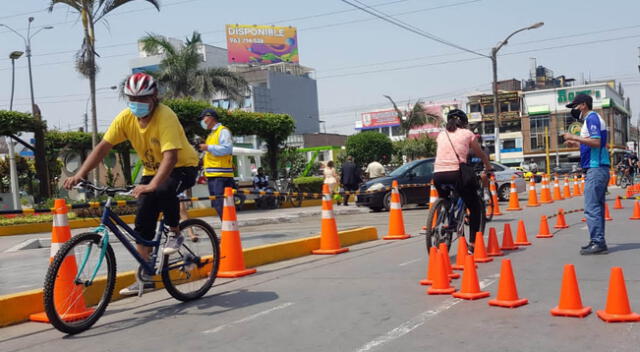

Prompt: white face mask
[{"left": 200, "top": 120, "right": 209, "bottom": 130}]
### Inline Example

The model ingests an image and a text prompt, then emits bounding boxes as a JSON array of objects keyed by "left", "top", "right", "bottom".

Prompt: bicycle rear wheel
[
  {"left": 425, "top": 198, "right": 454, "bottom": 253},
  {"left": 162, "top": 218, "right": 219, "bottom": 301},
  {"left": 43, "top": 232, "right": 116, "bottom": 334}
]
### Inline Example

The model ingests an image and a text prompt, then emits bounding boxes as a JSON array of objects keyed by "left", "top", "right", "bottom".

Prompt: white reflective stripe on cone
[
  {"left": 50, "top": 242, "right": 72, "bottom": 258},
  {"left": 322, "top": 210, "right": 334, "bottom": 219},
  {"left": 323, "top": 194, "right": 332, "bottom": 201},
  {"left": 510, "top": 187, "right": 517, "bottom": 193},
  {"left": 223, "top": 196, "right": 234, "bottom": 207},
  {"left": 53, "top": 213, "right": 68, "bottom": 227},
  {"left": 390, "top": 202, "right": 402, "bottom": 210},
  {"left": 221, "top": 221, "right": 239, "bottom": 232}
]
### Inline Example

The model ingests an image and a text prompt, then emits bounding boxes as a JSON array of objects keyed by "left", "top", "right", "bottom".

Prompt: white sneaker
[
  {"left": 163, "top": 233, "right": 185, "bottom": 255},
  {"left": 119, "top": 281, "right": 154, "bottom": 296}
]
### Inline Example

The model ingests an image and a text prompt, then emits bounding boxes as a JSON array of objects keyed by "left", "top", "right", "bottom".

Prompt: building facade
[{"left": 521, "top": 82, "right": 631, "bottom": 169}]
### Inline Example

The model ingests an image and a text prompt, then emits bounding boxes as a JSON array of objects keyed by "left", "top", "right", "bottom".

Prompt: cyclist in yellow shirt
[{"left": 64, "top": 73, "right": 199, "bottom": 295}]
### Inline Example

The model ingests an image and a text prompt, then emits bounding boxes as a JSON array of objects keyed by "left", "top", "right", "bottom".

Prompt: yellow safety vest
[{"left": 203, "top": 125, "right": 233, "bottom": 177}]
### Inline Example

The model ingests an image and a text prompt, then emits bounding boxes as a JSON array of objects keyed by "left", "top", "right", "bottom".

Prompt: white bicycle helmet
[{"left": 124, "top": 73, "right": 157, "bottom": 96}]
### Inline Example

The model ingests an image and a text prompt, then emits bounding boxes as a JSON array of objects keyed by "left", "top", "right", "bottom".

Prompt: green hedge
[{"left": 293, "top": 176, "right": 324, "bottom": 194}]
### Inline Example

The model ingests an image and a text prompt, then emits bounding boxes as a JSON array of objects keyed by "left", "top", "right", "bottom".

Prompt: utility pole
[
  {"left": 7, "top": 51, "right": 24, "bottom": 209},
  {"left": 0, "top": 18, "right": 54, "bottom": 200}
]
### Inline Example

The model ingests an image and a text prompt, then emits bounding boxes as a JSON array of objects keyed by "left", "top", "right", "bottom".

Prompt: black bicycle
[
  {"left": 425, "top": 172, "right": 490, "bottom": 254},
  {"left": 43, "top": 181, "right": 220, "bottom": 334}
]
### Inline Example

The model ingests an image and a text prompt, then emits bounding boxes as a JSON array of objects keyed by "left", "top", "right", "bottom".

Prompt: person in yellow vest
[
  {"left": 198, "top": 109, "right": 234, "bottom": 219},
  {"left": 63, "top": 73, "right": 199, "bottom": 296}
]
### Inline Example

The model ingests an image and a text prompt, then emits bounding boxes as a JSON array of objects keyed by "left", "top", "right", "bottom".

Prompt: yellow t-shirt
[{"left": 103, "top": 103, "right": 199, "bottom": 176}]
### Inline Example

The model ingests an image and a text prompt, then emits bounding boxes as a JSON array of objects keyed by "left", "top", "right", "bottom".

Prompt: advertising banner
[
  {"left": 226, "top": 25, "right": 299, "bottom": 64},
  {"left": 360, "top": 109, "right": 400, "bottom": 129}
]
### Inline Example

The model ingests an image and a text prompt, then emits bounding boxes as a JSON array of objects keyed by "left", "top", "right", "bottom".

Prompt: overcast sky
[{"left": 1, "top": 0, "right": 640, "bottom": 136}]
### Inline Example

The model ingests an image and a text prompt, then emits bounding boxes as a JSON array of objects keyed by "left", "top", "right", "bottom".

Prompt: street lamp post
[
  {"left": 491, "top": 22, "right": 544, "bottom": 163},
  {"left": 7, "top": 51, "right": 25, "bottom": 209},
  {"left": 0, "top": 18, "right": 54, "bottom": 199}
]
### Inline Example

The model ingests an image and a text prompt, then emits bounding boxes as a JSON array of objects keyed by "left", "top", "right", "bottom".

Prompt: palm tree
[
  {"left": 384, "top": 95, "right": 441, "bottom": 137},
  {"left": 139, "top": 32, "right": 248, "bottom": 102},
  {"left": 48, "top": 0, "right": 160, "bottom": 184}
]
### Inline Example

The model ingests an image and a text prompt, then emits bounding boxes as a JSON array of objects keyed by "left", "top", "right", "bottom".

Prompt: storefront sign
[{"left": 557, "top": 89, "right": 602, "bottom": 104}]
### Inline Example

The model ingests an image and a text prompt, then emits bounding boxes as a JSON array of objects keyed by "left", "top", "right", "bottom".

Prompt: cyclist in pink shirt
[{"left": 433, "top": 109, "right": 492, "bottom": 248}]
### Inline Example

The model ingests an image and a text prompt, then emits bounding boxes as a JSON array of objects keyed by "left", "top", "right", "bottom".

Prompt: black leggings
[
  {"left": 433, "top": 170, "right": 483, "bottom": 244},
  {"left": 135, "top": 167, "right": 198, "bottom": 242}
]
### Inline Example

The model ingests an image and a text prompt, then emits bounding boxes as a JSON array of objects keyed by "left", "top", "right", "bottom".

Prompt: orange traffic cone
[
  {"left": 630, "top": 201, "right": 640, "bottom": 220},
  {"left": 580, "top": 177, "right": 585, "bottom": 194},
  {"left": 452, "top": 254, "right": 490, "bottom": 300},
  {"left": 452, "top": 236, "right": 471, "bottom": 271},
  {"left": 596, "top": 267, "right": 640, "bottom": 322},
  {"left": 609, "top": 170, "right": 616, "bottom": 186},
  {"left": 539, "top": 175, "right": 553, "bottom": 204},
  {"left": 486, "top": 227, "right": 504, "bottom": 257},
  {"left": 604, "top": 203, "right": 613, "bottom": 221},
  {"left": 536, "top": 215, "right": 553, "bottom": 238},
  {"left": 383, "top": 180, "right": 411, "bottom": 240},
  {"left": 439, "top": 243, "right": 460, "bottom": 279},
  {"left": 427, "top": 250, "right": 457, "bottom": 295},
  {"left": 501, "top": 223, "right": 518, "bottom": 250},
  {"left": 526, "top": 179, "right": 539, "bottom": 207},
  {"left": 613, "top": 196, "right": 623, "bottom": 209},
  {"left": 573, "top": 175, "right": 581, "bottom": 196},
  {"left": 218, "top": 187, "right": 257, "bottom": 277},
  {"left": 420, "top": 246, "right": 438, "bottom": 285},
  {"left": 30, "top": 199, "right": 94, "bottom": 323},
  {"left": 554, "top": 208, "right": 569, "bottom": 229},
  {"left": 473, "top": 231, "right": 493, "bottom": 263},
  {"left": 506, "top": 176, "right": 522, "bottom": 211},
  {"left": 552, "top": 176, "right": 564, "bottom": 201},
  {"left": 489, "top": 176, "right": 503, "bottom": 216},
  {"left": 488, "top": 259, "right": 528, "bottom": 308},
  {"left": 563, "top": 177, "right": 572, "bottom": 199},
  {"left": 313, "top": 184, "right": 349, "bottom": 255},
  {"left": 428, "top": 182, "right": 438, "bottom": 210},
  {"left": 514, "top": 220, "right": 531, "bottom": 246},
  {"left": 550, "top": 264, "right": 592, "bottom": 318}
]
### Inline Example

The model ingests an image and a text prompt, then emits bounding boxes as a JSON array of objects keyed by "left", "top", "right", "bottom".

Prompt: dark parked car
[
  {"left": 356, "top": 158, "right": 525, "bottom": 211},
  {"left": 356, "top": 158, "right": 434, "bottom": 211}
]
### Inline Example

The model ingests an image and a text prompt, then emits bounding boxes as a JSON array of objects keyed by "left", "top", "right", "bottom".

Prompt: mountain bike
[
  {"left": 275, "top": 176, "right": 303, "bottom": 208},
  {"left": 42, "top": 181, "right": 220, "bottom": 334},
  {"left": 425, "top": 172, "right": 490, "bottom": 254}
]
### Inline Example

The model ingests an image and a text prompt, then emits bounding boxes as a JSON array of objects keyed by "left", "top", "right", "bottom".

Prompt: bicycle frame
[{"left": 76, "top": 196, "right": 166, "bottom": 285}]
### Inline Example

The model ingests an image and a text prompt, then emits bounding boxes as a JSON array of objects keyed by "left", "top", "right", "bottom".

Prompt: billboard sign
[
  {"left": 360, "top": 109, "right": 400, "bottom": 129},
  {"left": 226, "top": 25, "right": 299, "bottom": 64}
]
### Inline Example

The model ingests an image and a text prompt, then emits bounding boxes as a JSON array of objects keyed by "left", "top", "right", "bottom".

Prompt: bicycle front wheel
[
  {"left": 425, "top": 198, "right": 453, "bottom": 253},
  {"left": 162, "top": 218, "right": 220, "bottom": 302},
  {"left": 288, "top": 186, "right": 303, "bottom": 207},
  {"left": 43, "top": 232, "right": 116, "bottom": 334}
]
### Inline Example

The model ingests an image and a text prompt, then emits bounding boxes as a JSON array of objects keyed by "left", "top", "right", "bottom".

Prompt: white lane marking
[
  {"left": 581, "top": 226, "right": 588, "bottom": 230},
  {"left": 355, "top": 275, "right": 498, "bottom": 352},
  {"left": 202, "top": 302, "right": 294, "bottom": 334},
  {"left": 398, "top": 258, "right": 421, "bottom": 267}
]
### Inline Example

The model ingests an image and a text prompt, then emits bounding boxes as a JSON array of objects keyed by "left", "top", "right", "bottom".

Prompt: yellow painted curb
[
  {"left": 0, "top": 199, "right": 324, "bottom": 237},
  {"left": 0, "top": 226, "right": 377, "bottom": 328}
]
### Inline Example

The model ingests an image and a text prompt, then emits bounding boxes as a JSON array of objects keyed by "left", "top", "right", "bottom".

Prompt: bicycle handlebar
[{"left": 75, "top": 180, "right": 135, "bottom": 196}]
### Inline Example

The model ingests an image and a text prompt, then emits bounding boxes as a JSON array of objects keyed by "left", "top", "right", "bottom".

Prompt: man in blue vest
[
  {"left": 198, "top": 109, "right": 234, "bottom": 219},
  {"left": 563, "top": 94, "right": 610, "bottom": 255}
]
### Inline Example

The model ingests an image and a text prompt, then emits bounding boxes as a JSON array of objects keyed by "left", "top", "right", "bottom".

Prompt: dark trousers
[
  {"left": 135, "top": 167, "right": 198, "bottom": 242},
  {"left": 342, "top": 184, "right": 359, "bottom": 205},
  {"left": 207, "top": 177, "right": 235, "bottom": 219},
  {"left": 433, "top": 170, "right": 483, "bottom": 244}
]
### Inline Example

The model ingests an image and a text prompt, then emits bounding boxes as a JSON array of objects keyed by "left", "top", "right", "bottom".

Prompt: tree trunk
[
  {"left": 33, "top": 107, "right": 50, "bottom": 201},
  {"left": 266, "top": 138, "right": 279, "bottom": 180},
  {"left": 118, "top": 148, "right": 132, "bottom": 185},
  {"left": 87, "top": 21, "right": 100, "bottom": 185}
]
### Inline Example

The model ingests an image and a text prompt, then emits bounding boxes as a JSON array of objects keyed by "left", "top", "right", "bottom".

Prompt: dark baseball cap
[
  {"left": 199, "top": 108, "right": 218, "bottom": 118},
  {"left": 565, "top": 93, "right": 592, "bottom": 108}
]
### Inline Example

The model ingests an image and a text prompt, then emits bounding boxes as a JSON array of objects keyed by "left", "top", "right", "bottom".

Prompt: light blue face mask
[
  {"left": 128, "top": 101, "right": 151, "bottom": 118},
  {"left": 200, "top": 120, "right": 209, "bottom": 130}
]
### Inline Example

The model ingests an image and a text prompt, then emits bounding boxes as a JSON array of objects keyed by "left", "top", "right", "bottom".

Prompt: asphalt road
[{"left": 1, "top": 189, "right": 639, "bottom": 351}]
